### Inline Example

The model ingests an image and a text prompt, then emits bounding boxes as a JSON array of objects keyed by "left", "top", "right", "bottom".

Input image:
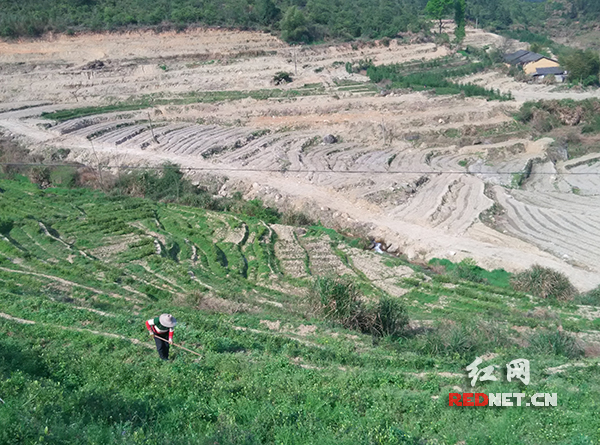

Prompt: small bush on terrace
[
  {"left": 529, "top": 330, "right": 583, "bottom": 358},
  {"left": 450, "top": 257, "right": 486, "bottom": 283},
  {"left": 310, "top": 277, "right": 366, "bottom": 329},
  {"left": 281, "top": 210, "right": 315, "bottom": 226},
  {"left": 429, "top": 258, "right": 511, "bottom": 287},
  {"left": 0, "top": 218, "right": 13, "bottom": 236},
  {"left": 309, "top": 276, "right": 408, "bottom": 337},
  {"left": 273, "top": 71, "right": 293, "bottom": 85},
  {"left": 511, "top": 265, "right": 577, "bottom": 301},
  {"left": 574, "top": 286, "right": 600, "bottom": 306},
  {"left": 372, "top": 297, "right": 409, "bottom": 337},
  {"left": 416, "top": 320, "right": 512, "bottom": 357}
]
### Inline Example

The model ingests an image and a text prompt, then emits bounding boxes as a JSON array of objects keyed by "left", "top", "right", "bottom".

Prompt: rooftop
[
  {"left": 533, "top": 66, "right": 566, "bottom": 76},
  {"left": 504, "top": 50, "right": 556, "bottom": 65}
]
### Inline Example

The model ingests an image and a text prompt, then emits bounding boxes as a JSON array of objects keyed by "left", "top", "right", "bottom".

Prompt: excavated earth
[{"left": 1, "top": 27, "right": 600, "bottom": 290}]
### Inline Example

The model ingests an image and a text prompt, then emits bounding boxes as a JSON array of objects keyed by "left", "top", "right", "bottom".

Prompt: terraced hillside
[
  {"left": 5, "top": 98, "right": 598, "bottom": 290},
  {"left": 0, "top": 179, "right": 373, "bottom": 297},
  {"left": 2, "top": 26, "right": 600, "bottom": 291},
  {"left": 1, "top": 177, "right": 600, "bottom": 444}
]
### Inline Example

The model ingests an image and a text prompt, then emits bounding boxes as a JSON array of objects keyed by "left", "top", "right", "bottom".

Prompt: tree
[
  {"left": 256, "top": 0, "right": 280, "bottom": 26},
  {"left": 425, "top": 0, "right": 454, "bottom": 34},
  {"left": 530, "top": 42, "right": 544, "bottom": 54},
  {"left": 280, "top": 6, "right": 312, "bottom": 44},
  {"left": 454, "top": 0, "right": 466, "bottom": 42},
  {"left": 560, "top": 49, "right": 600, "bottom": 85}
]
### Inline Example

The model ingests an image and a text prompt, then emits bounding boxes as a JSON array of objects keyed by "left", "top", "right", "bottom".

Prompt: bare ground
[{"left": 1, "top": 27, "right": 600, "bottom": 290}]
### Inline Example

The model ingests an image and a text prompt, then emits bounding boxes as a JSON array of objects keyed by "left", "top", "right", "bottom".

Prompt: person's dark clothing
[
  {"left": 146, "top": 318, "right": 174, "bottom": 360},
  {"left": 154, "top": 331, "right": 170, "bottom": 360}
]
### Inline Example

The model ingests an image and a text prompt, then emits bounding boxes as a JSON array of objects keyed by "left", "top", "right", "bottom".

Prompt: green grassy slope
[{"left": 0, "top": 176, "right": 599, "bottom": 444}]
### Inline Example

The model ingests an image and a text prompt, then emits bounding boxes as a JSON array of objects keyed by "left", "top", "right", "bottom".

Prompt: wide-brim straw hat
[{"left": 159, "top": 313, "right": 177, "bottom": 328}]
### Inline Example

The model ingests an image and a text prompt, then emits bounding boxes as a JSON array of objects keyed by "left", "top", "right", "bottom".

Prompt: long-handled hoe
[{"left": 153, "top": 334, "right": 203, "bottom": 358}]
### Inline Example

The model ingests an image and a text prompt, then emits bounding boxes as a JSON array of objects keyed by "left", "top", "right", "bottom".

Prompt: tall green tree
[
  {"left": 454, "top": 0, "right": 466, "bottom": 42},
  {"left": 280, "top": 6, "right": 312, "bottom": 44},
  {"left": 560, "top": 49, "right": 600, "bottom": 85},
  {"left": 256, "top": 0, "right": 280, "bottom": 26},
  {"left": 425, "top": 0, "right": 454, "bottom": 34}
]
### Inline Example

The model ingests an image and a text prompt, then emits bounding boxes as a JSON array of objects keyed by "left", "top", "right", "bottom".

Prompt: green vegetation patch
[
  {"left": 429, "top": 258, "right": 512, "bottom": 288},
  {"left": 366, "top": 48, "right": 513, "bottom": 101},
  {"left": 42, "top": 87, "right": 325, "bottom": 122},
  {"left": 515, "top": 98, "right": 600, "bottom": 134},
  {"left": 0, "top": 173, "right": 599, "bottom": 444}
]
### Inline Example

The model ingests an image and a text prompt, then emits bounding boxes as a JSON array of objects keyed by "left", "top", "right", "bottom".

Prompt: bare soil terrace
[{"left": 2, "top": 27, "right": 600, "bottom": 290}]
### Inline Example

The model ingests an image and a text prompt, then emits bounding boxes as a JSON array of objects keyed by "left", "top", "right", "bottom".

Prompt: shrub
[
  {"left": 446, "top": 324, "right": 474, "bottom": 354},
  {"left": 531, "top": 109, "right": 555, "bottom": 133},
  {"left": 529, "top": 330, "right": 583, "bottom": 358},
  {"left": 50, "top": 148, "right": 71, "bottom": 161},
  {"left": 348, "top": 236, "right": 372, "bottom": 250},
  {"left": 515, "top": 99, "right": 600, "bottom": 134},
  {"left": 210, "top": 337, "right": 246, "bottom": 353},
  {"left": 581, "top": 115, "right": 600, "bottom": 134},
  {"left": 564, "top": 131, "right": 582, "bottom": 145},
  {"left": 309, "top": 277, "right": 408, "bottom": 337},
  {"left": 560, "top": 49, "right": 600, "bottom": 85},
  {"left": 514, "top": 101, "right": 536, "bottom": 123},
  {"left": 179, "top": 192, "right": 219, "bottom": 210},
  {"left": 418, "top": 320, "right": 510, "bottom": 357},
  {"left": 0, "top": 218, "right": 13, "bottom": 236},
  {"left": 450, "top": 258, "right": 485, "bottom": 283},
  {"left": 29, "top": 166, "right": 51, "bottom": 188},
  {"left": 112, "top": 163, "right": 282, "bottom": 222},
  {"left": 345, "top": 59, "right": 373, "bottom": 74},
  {"left": 511, "top": 265, "right": 577, "bottom": 301},
  {"left": 281, "top": 210, "right": 314, "bottom": 226},
  {"left": 372, "top": 297, "right": 409, "bottom": 337},
  {"left": 236, "top": 199, "right": 281, "bottom": 223},
  {"left": 273, "top": 71, "right": 293, "bottom": 85},
  {"left": 574, "top": 286, "right": 600, "bottom": 306},
  {"left": 583, "top": 75, "right": 599, "bottom": 87},
  {"left": 50, "top": 166, "right": 79, "bottom": 187},
  {"left": 420, "top": 323, "right": 474, "bottom": 356},
  {"left": 309, "top": 277, "right": 367, "bottom": 329}
]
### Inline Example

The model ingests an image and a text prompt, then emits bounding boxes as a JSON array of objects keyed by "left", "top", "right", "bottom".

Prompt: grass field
[{"left": 0, "top": 176, "right": 599, "bottom": 444}]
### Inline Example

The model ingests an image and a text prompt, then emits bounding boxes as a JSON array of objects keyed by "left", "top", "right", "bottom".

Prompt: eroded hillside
[{"left": 1, "top": 27, "right": 600, "bottom": 291}]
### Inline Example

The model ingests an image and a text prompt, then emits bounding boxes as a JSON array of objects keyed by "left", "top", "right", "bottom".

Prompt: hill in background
[{"left": 2, "top": 0, "right": 599, "bottom": 42}]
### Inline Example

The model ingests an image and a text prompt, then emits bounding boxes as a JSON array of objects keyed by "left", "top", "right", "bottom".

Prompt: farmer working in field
[{"left": 146, "top": 314, "right": 177, "bottom": 360}]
